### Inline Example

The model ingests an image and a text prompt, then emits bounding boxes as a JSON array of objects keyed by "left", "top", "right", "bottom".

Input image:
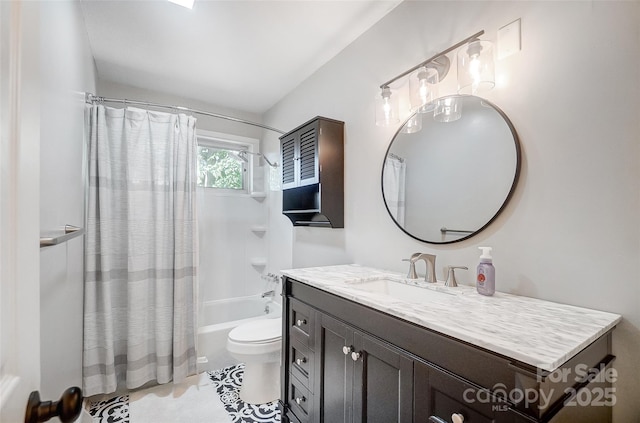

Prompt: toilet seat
[{"left": 228, "top": 318, "right": 281, "bottom": 344}]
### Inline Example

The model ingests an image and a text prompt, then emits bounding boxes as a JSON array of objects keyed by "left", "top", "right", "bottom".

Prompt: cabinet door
[
  {"left": 281, "top": 132, "right": 297, "bottom": 190},
  {"left": 281, "top": 122, "right": 319, "bottom": 190},
  {"left": 297, "top": 123, "right": 319, "bottom": 187},
  {"left": 316, "top": 313, "right": 354, "bottom": 423},
  {"left": 352, "top": 332, "right": 414, "bottom": 423},
  {"left": 415, "top": 362, "right": 516, "bottom": 423}
]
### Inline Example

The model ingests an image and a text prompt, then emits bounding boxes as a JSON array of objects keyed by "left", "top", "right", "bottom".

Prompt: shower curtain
[
  {"left": 83, "top": 105, "right": 198, "bottom": 396},
  {"left": 383, "top": 156, "right": 406, "bottom": 226}
]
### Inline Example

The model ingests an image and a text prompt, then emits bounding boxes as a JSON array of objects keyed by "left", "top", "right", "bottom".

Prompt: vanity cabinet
[
  {"left": 280, "top": 117, "right": 344, "bottom": 228},
  {"left": 283, "top": 301, "right": 413, "bottom": 423},
  {"left": 280, "top": 276, "right": 616, "bottom": 423},
  {"left": 316, "top": 313, "right": 414, "bottom": 423}
]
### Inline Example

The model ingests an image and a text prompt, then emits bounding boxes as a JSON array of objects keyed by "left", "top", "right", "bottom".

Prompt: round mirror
[{"left": 381, "top": 95, "right": 521, "bottom": 244}]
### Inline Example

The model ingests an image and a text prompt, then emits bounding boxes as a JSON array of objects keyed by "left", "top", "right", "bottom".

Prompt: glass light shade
[
  {"left": 457, "top": 40, "right": 495, "bottom": 94},
  {"left": 433, "top": 97, "right": 462, "bottom": 123},
  {"left": 401, "top": 113, "right": 422, "bottom": 134},
  {"left": 375, "top": 87, "right": 400, "bottom": 127},
  {"left": 409, "top": 66, "right": 439, "bottom": 113}
]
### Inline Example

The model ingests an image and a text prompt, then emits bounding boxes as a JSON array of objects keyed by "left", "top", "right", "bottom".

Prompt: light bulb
[
  {"left": 469, "top": 56, "right": 481, "bottom": 93},
  {"left": 418, "top": 73, "right": 429, "bottom": 101},
  {"left": 469, "top": 56, "right": 481, "bottom": 81},
  {"left": 383, "top": 98, "right": 392, "bottom": 116}
]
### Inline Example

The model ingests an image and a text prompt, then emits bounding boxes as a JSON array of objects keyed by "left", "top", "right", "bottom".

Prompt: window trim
[{"left": 196, "top": 130, "right": 260, "bottom": 195}]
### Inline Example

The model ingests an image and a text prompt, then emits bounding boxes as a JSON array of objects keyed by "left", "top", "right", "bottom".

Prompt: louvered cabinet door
[
  {"left": 297, "top": 124, "right": 319, "bottom": 187},
  {"left": 280, "top": 122, "right": 320, "bottom": 189},
  {"left": 281, "top": 132, "right": 298, "bottom": 190}
]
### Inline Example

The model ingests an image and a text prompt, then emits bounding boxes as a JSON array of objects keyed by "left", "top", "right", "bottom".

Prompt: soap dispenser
[{"left": 476, "top": 247, "right": 495, "bottom": 296}]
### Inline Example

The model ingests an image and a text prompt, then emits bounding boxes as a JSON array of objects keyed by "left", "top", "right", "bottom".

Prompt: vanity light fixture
[
  {"left": 457, "top": 39, "right": 495, "bottom": 94},
  {"left": 376, "top": 30, "right": 485, "bottom": 127},
  {"left": 168, "top": 0, "right": 195, "bottom": 9}
]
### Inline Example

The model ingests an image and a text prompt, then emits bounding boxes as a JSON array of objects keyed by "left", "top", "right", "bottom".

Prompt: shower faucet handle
[{"left": 261, "top": 272, "right": 281, "bottom": 283}]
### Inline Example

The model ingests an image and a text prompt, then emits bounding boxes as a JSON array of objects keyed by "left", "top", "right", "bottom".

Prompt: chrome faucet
[
  {"left": 402, "top": 253, "right": 437, "bottom": 283},
  {"left": 261, "top": 290, "right": 275, "bottom": 298}
]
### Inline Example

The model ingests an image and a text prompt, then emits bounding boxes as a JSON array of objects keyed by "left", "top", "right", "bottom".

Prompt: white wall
[
  {"left": 38, "top": 0, "right": 97, "bottom": 402},
  {"left": 96, "top": 81, "right": 274, "bottom": 305},
  {"left": 263, "top": 1, "right": 640, "bottom": 420}
]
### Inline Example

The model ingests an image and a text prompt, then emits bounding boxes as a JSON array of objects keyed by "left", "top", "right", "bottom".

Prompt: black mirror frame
[{"left": 380, "top": 95, "right": 522, "bottom": 244}]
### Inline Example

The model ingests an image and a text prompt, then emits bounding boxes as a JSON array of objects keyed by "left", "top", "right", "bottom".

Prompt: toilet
[{"left": 227, "top": 317, "right": 282, "bottom": 404}]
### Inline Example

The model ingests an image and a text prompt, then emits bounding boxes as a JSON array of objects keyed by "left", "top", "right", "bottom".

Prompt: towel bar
[{"left": 40, "top": 225, "right": 84, "bottom": 248}]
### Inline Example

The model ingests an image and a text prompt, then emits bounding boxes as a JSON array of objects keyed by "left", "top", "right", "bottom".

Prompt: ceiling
[{"left": 80, "top": 0, "right": 402, "bottom": 114}]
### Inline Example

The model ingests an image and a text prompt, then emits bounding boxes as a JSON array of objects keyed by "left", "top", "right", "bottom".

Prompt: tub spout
[{"left": 261, "top": 290, "right": 275, "bottom": 298}]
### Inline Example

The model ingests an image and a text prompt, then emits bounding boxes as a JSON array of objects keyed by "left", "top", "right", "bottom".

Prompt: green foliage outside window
[{"left": 197, "top": 146, "right": 244, "bottom": 190}]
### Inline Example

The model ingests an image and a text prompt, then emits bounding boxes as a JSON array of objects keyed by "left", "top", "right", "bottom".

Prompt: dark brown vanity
[{"left": 279, "top": 273, "right": 618, "bottom": 423}]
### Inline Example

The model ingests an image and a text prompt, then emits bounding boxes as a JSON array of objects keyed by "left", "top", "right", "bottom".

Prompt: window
[
  {"left": 196, "top": 131, "right": 258, "bottom": 194},
  {"left": 197, "top": 144, "right": 245, "bottom": 190}
]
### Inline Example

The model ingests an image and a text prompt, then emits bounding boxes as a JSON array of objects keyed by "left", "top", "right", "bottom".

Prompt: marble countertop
[{"left": 281, "top": 264, "right": 622, "bottom": 372}]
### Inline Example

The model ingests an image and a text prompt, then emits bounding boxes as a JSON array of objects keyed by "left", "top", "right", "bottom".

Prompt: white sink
[{"left": 348, "top": 278, "right": 461, "bottom": 303}]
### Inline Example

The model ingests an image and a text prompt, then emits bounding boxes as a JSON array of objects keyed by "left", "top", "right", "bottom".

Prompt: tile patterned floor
[
  {"left": 208, "top": 364, "right": 280, "bottom": 423},
  {"left": 88, "top": 395, "right": 130, "bottom": 423},
  {"left": 87, "top": 365, "right": 280, "bottom": 423}
]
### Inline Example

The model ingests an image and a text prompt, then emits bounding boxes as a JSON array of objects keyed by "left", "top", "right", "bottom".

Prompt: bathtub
[{"left": 197, "top": 295, "right": 281, "bottom": 372}]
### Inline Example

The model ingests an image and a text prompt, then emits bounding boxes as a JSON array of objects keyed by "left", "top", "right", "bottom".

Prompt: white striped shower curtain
[
  {"left": 383, "top": 156, "right": 406, "bottom": 226},
  {"left": 83, "top": 105, "right": 198, "bottom": 396}
]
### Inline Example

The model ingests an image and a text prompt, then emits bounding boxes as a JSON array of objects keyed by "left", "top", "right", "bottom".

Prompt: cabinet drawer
[
  {"left": 288, "top": 375, "right": 313, "bottom": 423},
  {"left": 290, "top": 339, "right": 314, "bottom": 390},
  {"left": 416, "top": 362, "right": 514, "bottom": 423},
  {"left": 289, "top": 299, "right": 314, "bottom": 348}
]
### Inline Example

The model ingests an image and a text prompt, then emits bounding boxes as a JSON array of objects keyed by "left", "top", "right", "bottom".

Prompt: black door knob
[{"left": 24, "top": 386, "right": 83, "bottom": 423}]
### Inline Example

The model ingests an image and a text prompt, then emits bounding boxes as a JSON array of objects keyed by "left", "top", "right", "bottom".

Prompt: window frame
[{"left": 196, "top": 129, "right": 259, "bottom": 196}]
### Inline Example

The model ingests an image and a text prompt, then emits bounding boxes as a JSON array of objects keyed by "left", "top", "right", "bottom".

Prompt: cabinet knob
[
  {"left": 342, "top": 345, "right": 353, "bottom": 355},
  {"left": 295, "top": 357, "right": 307, "bottom": 365},
  {"left": 428, "top": 414, "right": 463, "bottom": 423},
  {"left": 295, "top": 396, "right": 306, "bottom": 405},
  {"left": 351, "top": 351, "right": 362, "bottom": 361},
  {"left": 296, "top": 318, "right": 306, "bottom": 327}
]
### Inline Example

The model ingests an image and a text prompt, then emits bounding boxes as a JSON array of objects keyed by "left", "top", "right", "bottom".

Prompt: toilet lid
[{"left": 228, "top": 318, "right": 282, "bottom": 343}]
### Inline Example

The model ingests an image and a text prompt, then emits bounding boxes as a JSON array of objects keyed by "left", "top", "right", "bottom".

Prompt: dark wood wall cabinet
[
  {"left": 280, "top": 117, "right": 344, "bottom": 228},
  {"left": 280, "top": 277, "right": 616, "bottom": 423}
]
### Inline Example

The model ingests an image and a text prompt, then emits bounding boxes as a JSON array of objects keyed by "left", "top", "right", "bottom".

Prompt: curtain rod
[{"left": 85, "top": 93, "right": 286, "bottom": 135}]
